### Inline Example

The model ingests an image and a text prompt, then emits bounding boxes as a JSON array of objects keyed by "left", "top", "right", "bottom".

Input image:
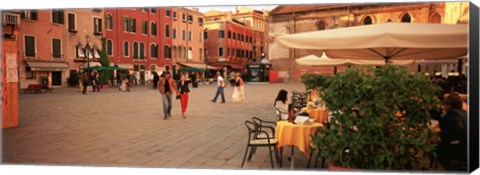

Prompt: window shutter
[{"left": 25, "top": 36, "right": 35, "bottom": 57}]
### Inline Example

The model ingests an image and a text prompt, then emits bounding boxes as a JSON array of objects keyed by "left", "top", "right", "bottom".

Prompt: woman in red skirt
[{"left": 177, "top": 74, "right": 190, "bottom": 118}]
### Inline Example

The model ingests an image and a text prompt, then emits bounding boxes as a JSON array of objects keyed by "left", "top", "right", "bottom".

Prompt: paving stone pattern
[{"left": 3, "top": 83, "right": 331, "bottom": 171}]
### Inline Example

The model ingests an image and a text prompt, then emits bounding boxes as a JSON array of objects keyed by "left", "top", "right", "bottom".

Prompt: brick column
[{"left": 2, "top": 39, "right": 19, "bottom": 128}]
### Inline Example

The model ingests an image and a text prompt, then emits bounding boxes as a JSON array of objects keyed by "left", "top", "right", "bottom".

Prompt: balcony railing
[{"left": 2, "top": 13, "right": 20, "bottom": 26}]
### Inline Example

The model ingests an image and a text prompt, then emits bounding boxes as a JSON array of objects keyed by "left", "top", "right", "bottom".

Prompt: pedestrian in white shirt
[{"left": 211, "top": 71, "right": 226, "bottom": 103}]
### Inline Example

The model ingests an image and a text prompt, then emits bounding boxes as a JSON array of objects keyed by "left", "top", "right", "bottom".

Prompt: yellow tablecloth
[
  {"left": 274, "top": 121, "right": 323, "bottom": 157},
  {"left": 301, "top": 107, "right": 328, "bottom": 123}
]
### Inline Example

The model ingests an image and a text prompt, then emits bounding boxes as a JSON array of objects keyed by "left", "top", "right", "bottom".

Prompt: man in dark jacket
[
  {"left": 153, "top": 71, "right": 160, "bottom": 89},
  {"left": 430, "top": 93, "right": 467, "bottom": 171}
]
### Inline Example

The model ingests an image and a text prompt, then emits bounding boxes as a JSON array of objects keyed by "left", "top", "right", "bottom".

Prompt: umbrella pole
[{"left": 384, "top": 57, "right": 391, "bottom": 65}]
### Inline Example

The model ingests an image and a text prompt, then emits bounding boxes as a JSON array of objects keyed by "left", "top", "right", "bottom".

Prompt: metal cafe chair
[
  {"left": 251, "top": 117, "right": 282, "bottom": 167},
  {"left": 241, "top": 120, "right": 280, "bottom": 169}
]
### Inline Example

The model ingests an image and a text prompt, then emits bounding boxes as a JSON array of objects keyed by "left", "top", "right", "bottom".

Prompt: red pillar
[{"left": 2, "top": 36, "right": 19, "bottom": 128}]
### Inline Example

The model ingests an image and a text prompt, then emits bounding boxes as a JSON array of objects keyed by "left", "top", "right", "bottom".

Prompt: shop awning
[
  {"left": 178, "top": 62, "right": 221, "bottom": 70},
  {"left": 116, "top": 63, "right": 133, "bottom": 69},
  {"left": 25, "top": 61, "right": 69, "bottom": 71}
]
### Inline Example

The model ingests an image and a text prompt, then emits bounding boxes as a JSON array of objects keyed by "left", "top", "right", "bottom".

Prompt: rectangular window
[
  {"left": 237, "top": 34, "right": 241, "bottom": 41},
  {"left": 142, "top": 21, "right": 148, "bottom": 35},
  {"left": 21, "top": 10, "right": 38, "bottom": 20},
  {"left": 68, "top": 13, "right": 76, "bottom": 32},
  {"left": 122, "top": 17, "right": 128, "bottom": 32},
  {"left": 233, "top": 32, "right": 236, "bottom": 40},
  {"left": 134, "top": 65, "right": 139, "bottom": 71},
  {"left": 182, "top": 13, "right": 186, "bottom": 21},
  {"left": 52, "top": 10, "right": 64, "bottom": 24},
  {"left": 166, "top": 10, "right": 171, "bottom": 17},
  {"left": 228, "top": 31, "right": 231, "bottom": 38},
  {"left": 199, "top": 32, "right": 202, "bottom": 42},
  {"left": 218, "top": 47, "right": 223, "bottom": 57},
  {"left": 188, "top": 15, "right": 193, "bottom": 23},
  {"left": 182, "top": 30, "right": 186, "bottom": 40},
  {"left": 218, "top": 30, "right": 225, "bottom": 38},
  {"left": 173, "top": 29, "right": 177, "bottom": 39},
  {"left": 173, "top": 12, "right": 177, "bottom": 19},
  {"left": 94, "top": 17, "right": 102, "bottom": 35},
  {"left": 130, "top": 18, "right": 136, "bottom": 33},
  {"left": 151, "top": 8, "right": 156, "bottom": 14},
  {"left": 204, "top": 31, "right": 208, "bottom": 39},
  {"left": 52, "top": 39, "right": 61, "bottom": 58},
  {"left": 188, "top": 31, "right": 192, "bottom": 41},
  {"left": 198, "top": 17, "right": 203, "bottom": 25},
  {"left": 25, "top": 36, "right": 35, "bottom": 57},
  {"left": 227, "top": 48, "right": 230, "bottom": 56}
]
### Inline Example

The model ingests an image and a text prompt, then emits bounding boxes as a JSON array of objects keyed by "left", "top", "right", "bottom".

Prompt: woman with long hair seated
[{"left": 274, "top": 89, "right": 289, "bottom": 120}]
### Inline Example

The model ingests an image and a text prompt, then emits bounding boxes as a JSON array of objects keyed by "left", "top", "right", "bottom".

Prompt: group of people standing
[{"left": 80, "top": 71, "right": 101, "bottom": 95}]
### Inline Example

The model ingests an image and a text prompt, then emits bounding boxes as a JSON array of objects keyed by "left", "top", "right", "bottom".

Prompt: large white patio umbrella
[
  {"left": 277, "top": 23, "right": 468, "bottom": 64},
  {"left": 296, "top": 53, "right": 416, "bottom": 66}
]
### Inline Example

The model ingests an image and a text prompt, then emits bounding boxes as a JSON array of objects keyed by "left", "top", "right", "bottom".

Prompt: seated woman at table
[
  {"left": 429, "top": 93, "right": 467, "bottom": 171},
  {"left": 308, "top": 87, "right": 320, "bottom": 101},
  {"left": 274, "top": 89, "right": 289, "bottom": 120}
]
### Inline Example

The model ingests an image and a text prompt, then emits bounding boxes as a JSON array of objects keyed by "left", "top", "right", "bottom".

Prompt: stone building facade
[{"left": 267, "top": 2, "right": 470, "bottom": 82}]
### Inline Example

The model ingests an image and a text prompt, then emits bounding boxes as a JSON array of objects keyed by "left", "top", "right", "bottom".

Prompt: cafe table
[
  {"left": 301, "top": 106, "right": 328, "bottom": 123},
  {"left": 275, "top": 121, "right": 323, "bottom": 169}
]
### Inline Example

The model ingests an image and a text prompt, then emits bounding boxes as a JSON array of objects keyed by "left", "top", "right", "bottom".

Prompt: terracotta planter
[{"left": 328, "top": 160, "right": 361, "bottom": 171}]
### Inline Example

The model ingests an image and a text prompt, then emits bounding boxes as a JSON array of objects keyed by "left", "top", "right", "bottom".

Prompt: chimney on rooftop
[{"left": 192, "top": 8, "right": 199, "bottom": 12}]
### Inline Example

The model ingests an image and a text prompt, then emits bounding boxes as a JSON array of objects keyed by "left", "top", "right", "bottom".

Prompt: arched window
[
  {"left": 150, "top": 44, "right": 158, "bottom": 58},
  {"left": 363, "top": 16, "right": 373, "bottom": 25},
  {"left": 183, "top": 47, "right": 187, "bottom": 59},
  {"left": 165, "top": 24, "right": 170, "bottom": 38},
  {"left": 172, "top": 46, "right": 177, "bottom": 59},
  {"left": 151, "top": 22, "right": 157, "bottom": 36},
  {"left": 188, "top": 47, "right": 192, "bottom": 60},
  {"left": 177, "top": 46, "right": 182, "bottom": 59},
  {"left": 123, "top": 41, "right": 129, "bottom": 57},
  {"left": 430, "top": 12, "right": 442, "bottom": 23},
  {"left": 106, "top": 39, "right": 113, "bottom": 56},
  {"left": 173, "top": 28, "right": 177, "bottom": 39},
  {"left": 401, "top": 13, "right": 412, "bottom": 23},
  {"left": 317, "top": 21, "right": 326, "bottom": 30},
  {"left": 139, "top": 43, "right": 145, "bottom": 59},
  {"left": 164, "top": 45, "right": 171, "bottom": 59},
  {"left": 133, "top": 42, "right": 138, "bottom": 59},
  {"left": 106, "top": 14, "right": 113, "bottom": 30}
]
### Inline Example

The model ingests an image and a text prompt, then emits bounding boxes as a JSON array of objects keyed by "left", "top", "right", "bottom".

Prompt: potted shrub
[{"left": 312, "top": 65, "right": 440, "bottom": 170}]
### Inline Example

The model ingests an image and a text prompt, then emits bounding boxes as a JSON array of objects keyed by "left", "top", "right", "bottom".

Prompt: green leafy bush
[
  {"left": 312, "top": 65, "right": 441, "bottom": 170},
  {"left": 300, "top": 73, "right": 331, "bottom": 90}
]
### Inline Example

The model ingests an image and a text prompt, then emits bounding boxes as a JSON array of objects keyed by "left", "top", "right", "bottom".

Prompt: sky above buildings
[{"left": 186, "top": 5, "right": 278, "bottom": 13}]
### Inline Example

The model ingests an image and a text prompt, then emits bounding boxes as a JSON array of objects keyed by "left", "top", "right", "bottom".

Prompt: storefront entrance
[{"left": 51, "top": 71, "right": 62, "bottom": 86}]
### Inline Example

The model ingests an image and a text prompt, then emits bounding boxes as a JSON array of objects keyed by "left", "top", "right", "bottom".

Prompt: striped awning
[{"left": 25, "top": 61, "right": 69, "bottom": 71}]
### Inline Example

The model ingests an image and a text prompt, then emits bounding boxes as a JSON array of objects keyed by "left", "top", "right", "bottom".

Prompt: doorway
[{"left": 52, "top": 71, "right": 62, "bottom": 86}]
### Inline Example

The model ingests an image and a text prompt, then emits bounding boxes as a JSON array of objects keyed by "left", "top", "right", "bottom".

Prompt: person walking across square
[
  {"left": 211, "top": 71, "right": 226, "bottom": 103},
  {"left": 158, "top": 71, "right": 179, "bottom": 120},
  {"left": 177, "top": 74, "right": 190, "bottom": 118}
]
